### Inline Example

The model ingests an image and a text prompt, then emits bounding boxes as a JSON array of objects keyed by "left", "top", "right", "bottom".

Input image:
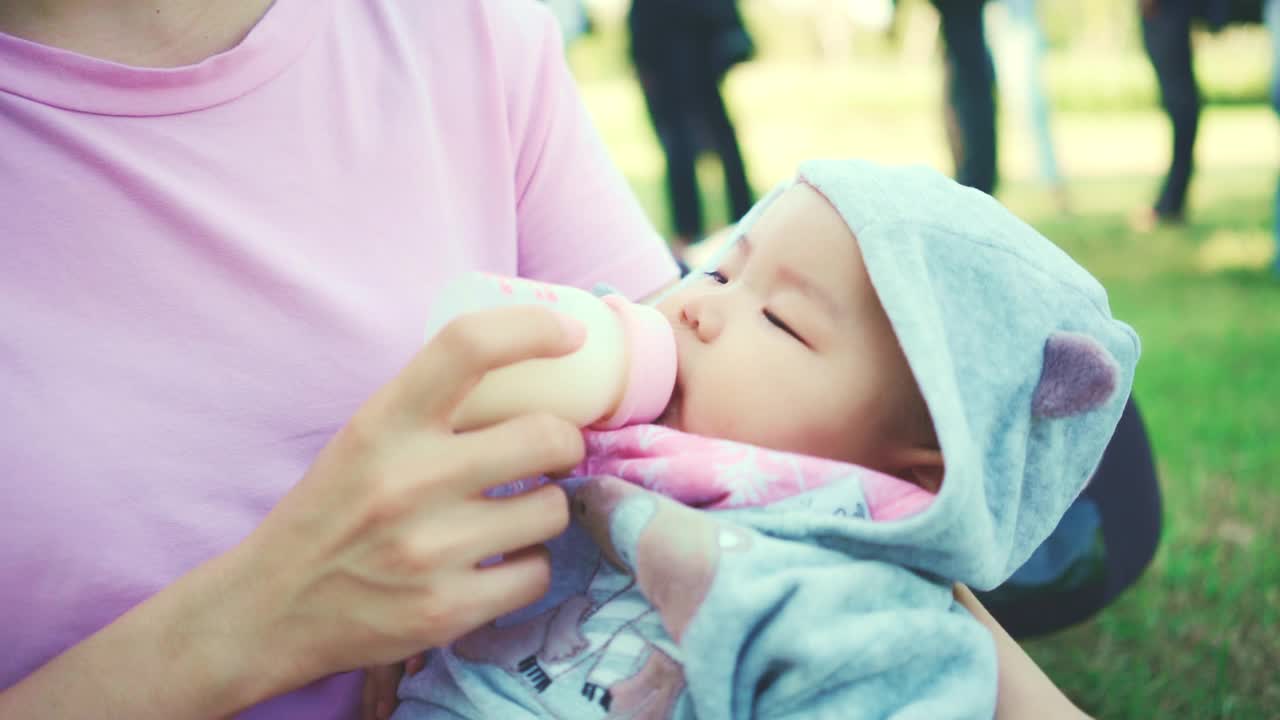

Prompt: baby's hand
[{"left": 360, "top": 655, "right": 425, "bottom": 720}]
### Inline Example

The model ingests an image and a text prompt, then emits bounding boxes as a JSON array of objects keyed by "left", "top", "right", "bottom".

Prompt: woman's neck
[{"left": 0, "top": 0, "right": 274, "bottom": 67}]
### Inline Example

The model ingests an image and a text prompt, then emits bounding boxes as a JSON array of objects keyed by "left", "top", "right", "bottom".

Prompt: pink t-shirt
[{"left": 0, "top": 1, "right": 678, "bottom": 717}]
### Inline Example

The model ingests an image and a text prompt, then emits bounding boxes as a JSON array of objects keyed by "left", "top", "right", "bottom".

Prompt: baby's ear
[{"left": 1032, "top": 331, "right": 1120, "bottom": 419}]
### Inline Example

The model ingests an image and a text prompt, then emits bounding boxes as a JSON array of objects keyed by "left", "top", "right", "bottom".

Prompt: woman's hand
[
  {"left": 953, "top": 584, "right": 1093, "bottom": 720},
  {"left": 0, "top": 305, "right": 587, "bottom": 719},
  {"left": 238, "top": 305, "right": 589, "bottom": 692}
]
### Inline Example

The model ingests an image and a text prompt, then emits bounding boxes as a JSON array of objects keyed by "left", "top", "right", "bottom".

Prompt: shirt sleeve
[{"left": 484, "top": 0, "right": 680, "bottom": 300}]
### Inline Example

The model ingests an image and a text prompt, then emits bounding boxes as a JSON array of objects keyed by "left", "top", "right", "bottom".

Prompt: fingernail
[
  {"left": 555, "top": 312, "right": 586, "bottom": 346},
  {"left": 377, "top": 701, "right": 392, "bottom": 719}
]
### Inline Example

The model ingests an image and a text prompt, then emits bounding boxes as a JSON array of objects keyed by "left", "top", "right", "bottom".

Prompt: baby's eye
[
  {"left": 764, "top": 309, "right": 807, "bottom": 346},
  {"left": 703, "top": 270, "right": 729, "bottom": 284}
]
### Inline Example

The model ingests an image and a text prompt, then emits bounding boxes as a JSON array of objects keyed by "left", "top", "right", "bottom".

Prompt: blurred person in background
[
  {"left": 990, "top": 0, "right": 1069, "bottom": 211},
  {"left": 629, "top": 0, "right": 756, "bottom": 260},
  {"left": 931, "top": 0, "right": 999, "bottom": 195},
  {"left": 1131, "top": 0, "right": 1203, "bottom": 230},
  {"left": 1133, "top": 0, "right": 1276, "bottom": 235}
]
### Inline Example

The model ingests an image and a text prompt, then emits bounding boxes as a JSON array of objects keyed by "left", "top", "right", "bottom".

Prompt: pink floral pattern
[{"left": 578, "top": 425, "right": 934, "bottom": 521}]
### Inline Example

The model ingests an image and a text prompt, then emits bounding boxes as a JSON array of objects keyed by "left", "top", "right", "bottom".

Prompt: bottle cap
[{"left": 593, "top": 295, "right": 677, "bottom": 429}]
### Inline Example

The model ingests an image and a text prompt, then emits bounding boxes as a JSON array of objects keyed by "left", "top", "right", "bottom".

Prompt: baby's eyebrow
[
  {"left": 776, "top": 265, "right": 840, "bottom": 319},
  {"left": 740, "top": 234, "right": 839, "bottom": 317}
]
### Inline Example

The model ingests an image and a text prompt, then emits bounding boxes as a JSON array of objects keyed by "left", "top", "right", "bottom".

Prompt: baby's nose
[{"left": 681, "top": 296, "right": 723, "bottom": 342}]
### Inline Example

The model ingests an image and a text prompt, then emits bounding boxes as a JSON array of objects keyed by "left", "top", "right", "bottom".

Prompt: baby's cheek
[
  {"left": 682, "top": 398, "right": 734, "bottom": 440},
  {"left": 712, "top": 398, "right": 787, "bottom": 448},
  {"left": 684, "top": 375, "right": 750, "bottom": 441},
  {"left": 762, "top": 400, "right": 856, "bottom": 459}
]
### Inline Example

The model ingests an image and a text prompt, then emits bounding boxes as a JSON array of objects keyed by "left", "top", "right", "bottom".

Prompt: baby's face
[{"left": 655, "top": 184, "right": 928, "bottom": 473}]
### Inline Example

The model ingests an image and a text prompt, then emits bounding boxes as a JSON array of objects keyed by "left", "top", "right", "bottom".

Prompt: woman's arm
[
  {"left": 0, "top": 306, "right": 589, "bottom": 718},
  {"left": 953, "top": 584, "right": 1093, "bottom": 720},
  {"left": 0, "top": 541, "right": 282, "bottom": 718}
]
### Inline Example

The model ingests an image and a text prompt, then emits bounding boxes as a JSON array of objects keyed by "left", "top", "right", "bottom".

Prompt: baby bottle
[{"left": 425, "top": 272, "right": 677, "bottom": 432}]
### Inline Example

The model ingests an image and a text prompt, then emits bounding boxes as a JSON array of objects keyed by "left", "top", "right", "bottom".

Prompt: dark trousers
[
  {"left": 1142, "top": 2, "right": 1201, "bottom": 216},
  {"left": 633, "top": 26, "right": 754, "bottom": 239},
  {"left": 934, "top": 0, "right": 998, "bottom": 194}
]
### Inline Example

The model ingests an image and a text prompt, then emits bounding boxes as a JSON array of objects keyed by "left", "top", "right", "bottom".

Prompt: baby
[{"left": 395, "top": 159, "right": 1139, "bottom": 719}]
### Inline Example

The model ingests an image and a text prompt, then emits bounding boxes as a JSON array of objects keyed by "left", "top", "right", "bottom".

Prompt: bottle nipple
[{"left": 592, "top": 295, "right": 678, "bottom": 429}]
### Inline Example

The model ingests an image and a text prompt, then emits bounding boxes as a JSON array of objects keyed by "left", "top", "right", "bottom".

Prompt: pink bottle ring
[{"left": 592, "top": 295, "right": 678, "bottom": 430}]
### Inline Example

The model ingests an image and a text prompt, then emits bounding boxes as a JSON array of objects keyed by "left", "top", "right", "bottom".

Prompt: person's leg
[
  {"left": 1003, "top": 0, "right": 1062, "bottom": 188},
  {"left": 693, "top": 26, "right": 755, "bottom": 225},
  {"left": 933, "top": 0, "right": 998, "bottom": 194},
  {"left": 1141, "top": 3, "right": 1199, "bottom": 220},
  {"left": 635, "top": 34, "right": 705, "bottom": 243}
]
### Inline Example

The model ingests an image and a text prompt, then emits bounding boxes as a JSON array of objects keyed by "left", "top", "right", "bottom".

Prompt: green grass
[
  {"left": 569, "top": 10, "right": 1280, "bottom": 718},
  {"left": 1011, "top": 178, "right": 1280, "bottom": 718}
]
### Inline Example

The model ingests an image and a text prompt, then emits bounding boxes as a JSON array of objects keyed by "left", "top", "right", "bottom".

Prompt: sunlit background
[{"left": 558, "top": 1, "right": 1278, "bottom": 716}]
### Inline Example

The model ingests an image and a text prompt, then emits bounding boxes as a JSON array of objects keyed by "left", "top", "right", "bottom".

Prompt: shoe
[{"left": 1129, "top": 206, "right": 1185, "bottom": 233}]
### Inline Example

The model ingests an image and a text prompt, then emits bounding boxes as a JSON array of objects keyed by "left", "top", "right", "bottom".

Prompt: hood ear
[{"left": 1032, "top": 331, "right": 1120, "bottom": 419}]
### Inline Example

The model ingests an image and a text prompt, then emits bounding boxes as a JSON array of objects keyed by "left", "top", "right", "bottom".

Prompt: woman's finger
[
  {"left": 398, "top": 306, "right": 585, "bottom": 425},
  {"left": 438, "top": 412, "right": 584, "bottom": 497},
  {"left": 443, "top": 483, "right": 571, "bottom": 566},
  {"left": 440, "top": 545, "right": 555, "bottom": 640}
]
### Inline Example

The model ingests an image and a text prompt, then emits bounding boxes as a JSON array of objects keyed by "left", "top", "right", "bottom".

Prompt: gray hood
[{"left": 701, "top": 159, "right": 1140, "bottom": 591}]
